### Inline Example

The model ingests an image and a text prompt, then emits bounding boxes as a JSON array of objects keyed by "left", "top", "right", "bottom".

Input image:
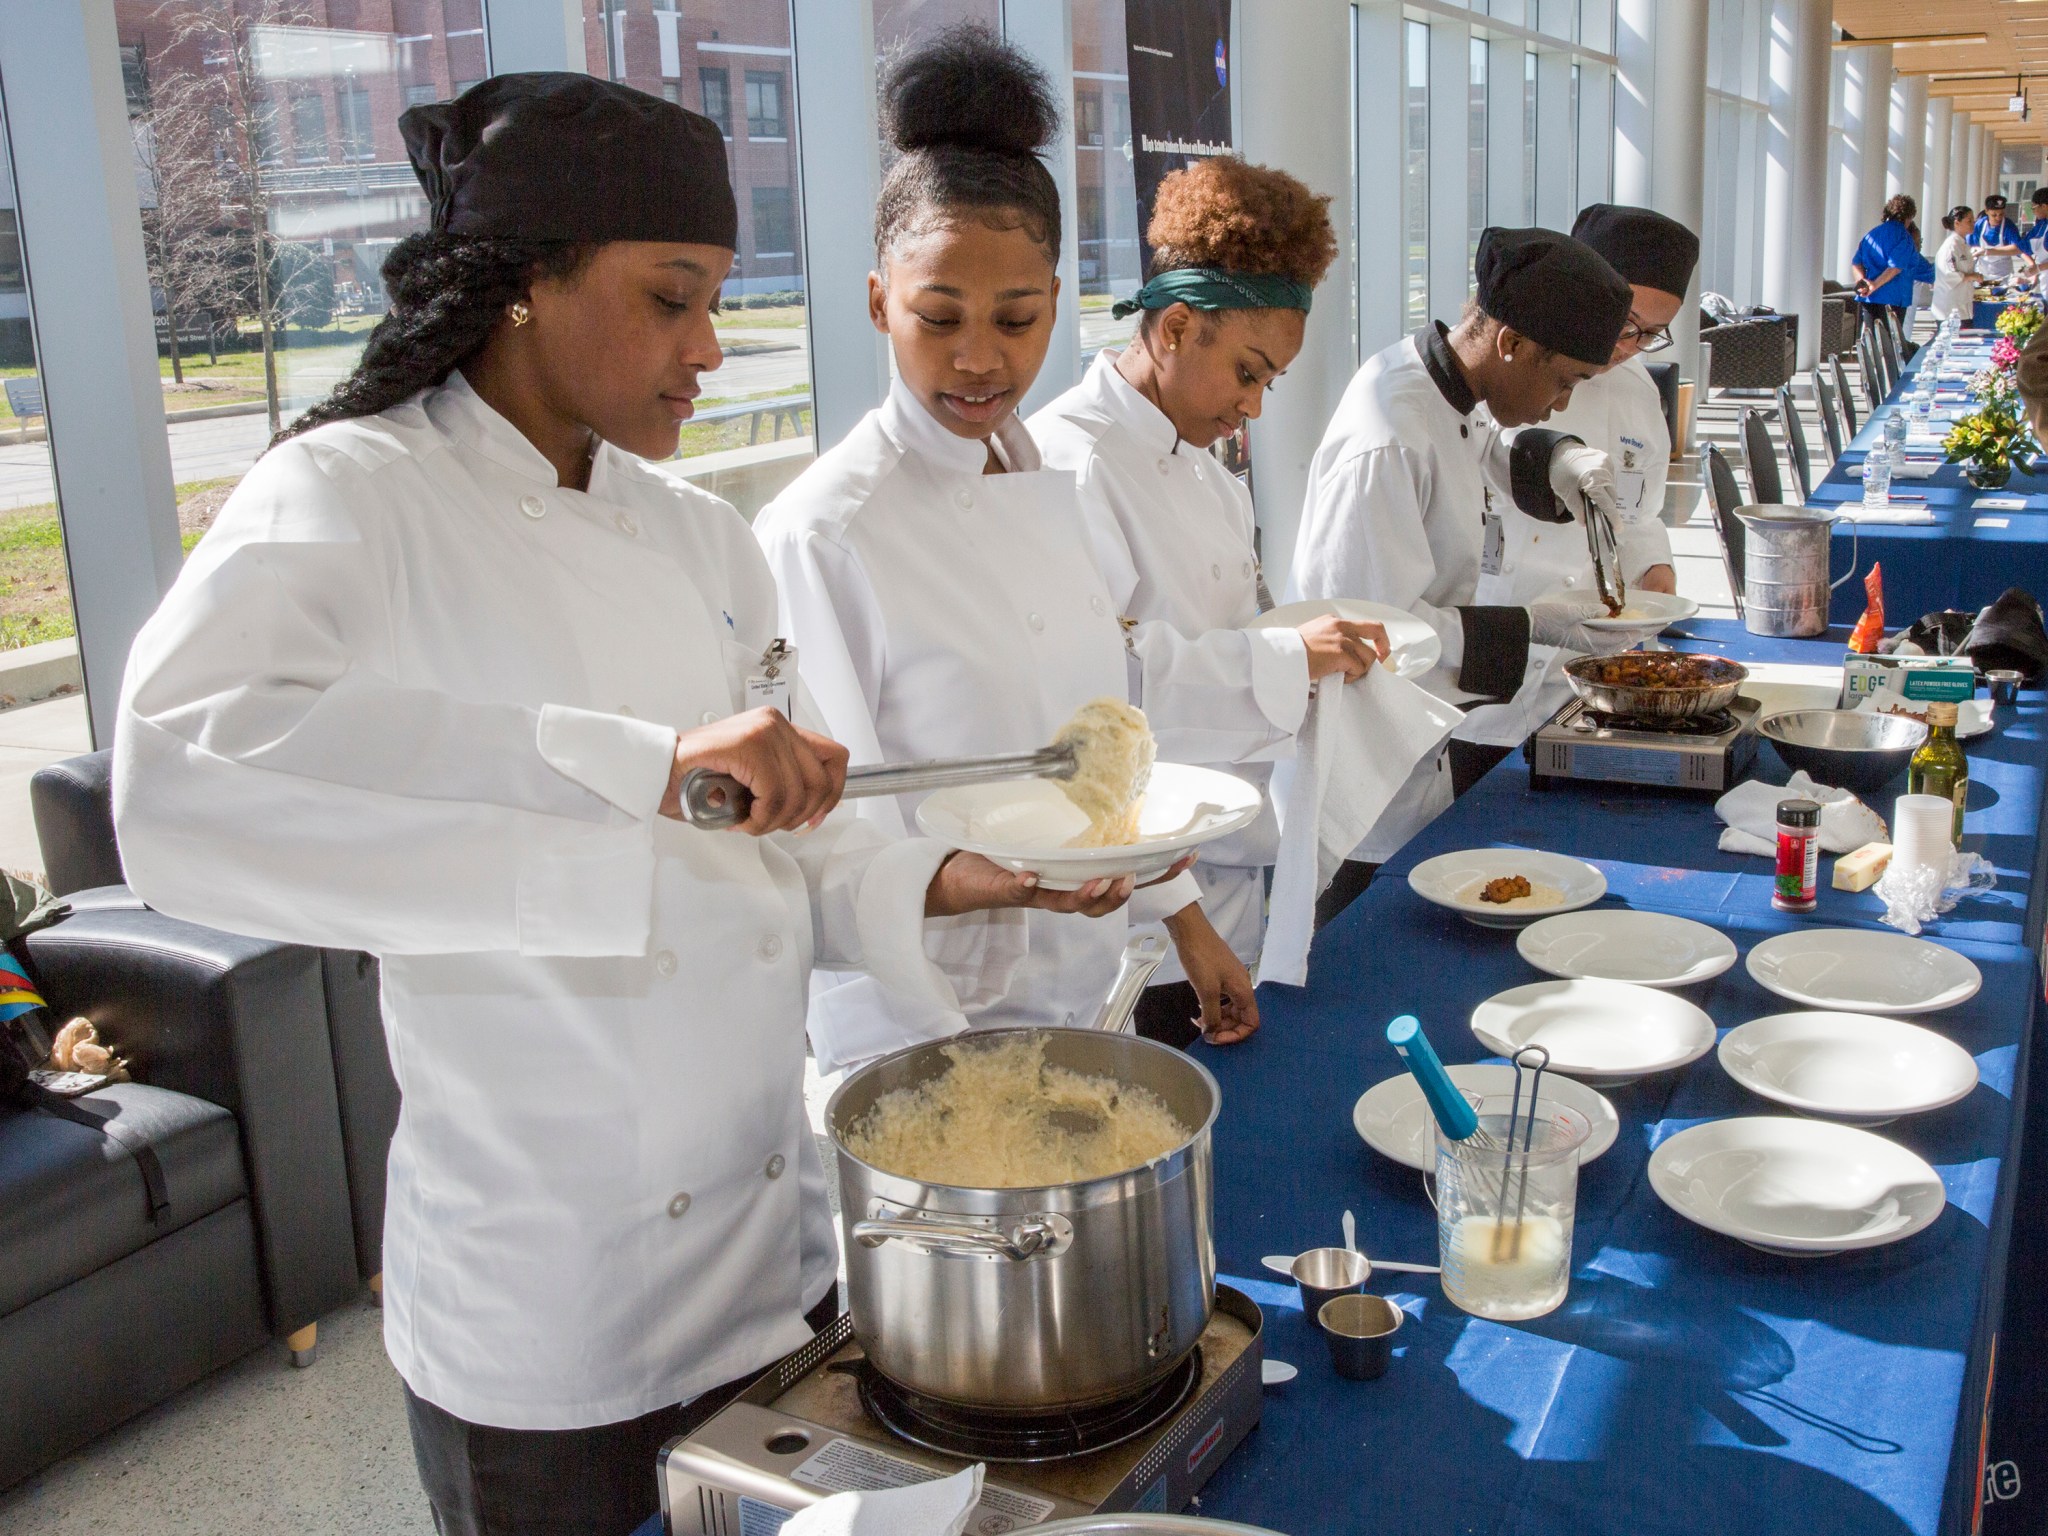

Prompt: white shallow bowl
[
  {"left": 1717, "top": 1011, "right": 1979, "bottom": 1124},
  {"left": 1517, "top": 910, "right": 1738, "bottom": 988},
  {"left": 1353, "top": 1063, "right": 1620, "bottom": 1170},
  {"left": 1407, "top": 849, "right": 1608, "bottom": 929},
  {"left": 914, "top": 762, "right": 1260, "bottom": 891},
  {"left": 1470, "top": 978, "right": 1717, "bottom": 1085},
  {"left": 1248, "top": 598, "right": 1441, "bottom": 680},
  {"left": 1648, "top": 1117, "right": 1947, "bottom": 1256},
  {"left": 1534, "top": 585, "right": 1699, "bottom": 633},
  {"left": 1745, "top": 929, "right": 1983, "bottom": 1016}
]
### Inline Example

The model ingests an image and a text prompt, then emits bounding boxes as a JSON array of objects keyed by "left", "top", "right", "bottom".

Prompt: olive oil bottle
[{"left": 1906, "top": 700, "right": 1969, "bottom": 845}]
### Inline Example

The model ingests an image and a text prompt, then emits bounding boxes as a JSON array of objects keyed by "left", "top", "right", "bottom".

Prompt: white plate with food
[
  {"left": 1248, "top": 598, "right": 1441, "bottom": 680},
  {"left": 1407, "top": 849, "right": 1608, "bottom": 928},
  {"left": 1534, "top": 586, "right": 1699, "bottom": 632},
  {"left": 1647, "top": 1117, "right": 1947, "bottom": 1256},
  {"left": 916, "top": 762, "right": 1261, "bottom": 890},
  {"left": 1470, "top": 978, "right": 1717, "bottom": 1085},
  {"left": 1516, "top": 909, "right": 1738, "bottom": 988},
  {"left": 1353, "top": 1062, "right": 1621, "bottom": 1170},
  {"left": 1744, "top": 929, "right": 1982, "bottom": 1015},
  {"left": 1717, "top": 1011, "right": 1979, "bottom": 1124}
]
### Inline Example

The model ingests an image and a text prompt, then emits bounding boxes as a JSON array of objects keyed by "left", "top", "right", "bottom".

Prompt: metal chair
[
  {"left": 1741, "top": 407, "right": 1786, "bottom": 504},
  {"left": 1812, "top": 370, "right": 1845, "bottom": 461},
  {"left": 1777, "top": 384, "right": 1815, "bottom": 500},
  {"left": 1830, "top": 352, "right": 1860, "bottom": 437},
  {"left": 1875, "top": 314, "right": 1904, "bottom": 390},
  {"left": 1857, "top": 329, "right": 1889, "bottom": 410},
  {"left": 1702, "top": 441, "right": 1747, "bottom": 617}
]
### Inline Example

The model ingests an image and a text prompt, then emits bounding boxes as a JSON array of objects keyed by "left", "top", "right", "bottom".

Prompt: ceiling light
[{"left": 1832, "top": 32, "right": 1989, "bottom": 48}]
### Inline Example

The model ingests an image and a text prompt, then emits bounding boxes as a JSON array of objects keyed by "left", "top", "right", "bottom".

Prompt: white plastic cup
[{"left": 1892, "top": 793, "right": 1957, "bottom": 885}]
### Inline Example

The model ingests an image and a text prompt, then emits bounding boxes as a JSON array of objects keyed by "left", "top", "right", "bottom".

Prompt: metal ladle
[{"left": 678, "top": 743, "right": 1079, "bottom": 831}]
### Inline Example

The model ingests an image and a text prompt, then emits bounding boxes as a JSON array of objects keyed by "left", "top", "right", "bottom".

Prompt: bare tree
[
  {"left": 133, "top": 67, "right": 239, "bottom": 385},
  {"left": 157, "top": 0, "right": 318, "bottom": 436}
]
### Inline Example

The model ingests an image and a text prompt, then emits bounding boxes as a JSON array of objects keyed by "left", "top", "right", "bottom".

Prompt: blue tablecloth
[
  {"left": 1191, "top": 621, "right": 2046, "bottom": 1536},
  {"left": 1808, "top": 341, "right": 2048, "bottom": 626},
  {"left": 1971, "top": 300, "right": 2016, "bottom": 332}
]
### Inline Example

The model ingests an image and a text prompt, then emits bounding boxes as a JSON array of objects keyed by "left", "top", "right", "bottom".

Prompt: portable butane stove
[
  {"left": 1527, "top": 695, "right": 1760, "bottom": 793},
  {"left": 660, "top": 1286, "right": 1264, "bottom": 1534}
]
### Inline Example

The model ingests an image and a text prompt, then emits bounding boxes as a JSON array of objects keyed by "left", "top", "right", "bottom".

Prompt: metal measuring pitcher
[{"left": 1734, "top": 504, "right": 1856, "bottom": 637}]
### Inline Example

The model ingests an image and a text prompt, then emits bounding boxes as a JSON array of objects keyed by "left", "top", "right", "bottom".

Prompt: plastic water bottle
[
  {"left": 1883, "top": 408, "right": 1909, "bottom": 470},
  {"left": 1913, "top": 376, "right": 1934, "bottom": 419},
  {"left": 1863, "top": 446, "right": 1894, "bottom": 507}
]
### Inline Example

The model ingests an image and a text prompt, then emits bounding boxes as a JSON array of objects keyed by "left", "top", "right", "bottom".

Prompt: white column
[
  {"left": 1355, "top": 0, "right": 1405, "bottom": 356},
  {"left": 1426, "top": 13, "right": 1472, "bottom": 322},
  {"left": 0, "top": 1, "right": 184, "bottom": 745},
  {"left": 1613, "top": 0, "right": 1655, "bottom": 205},
  {"left": 1487, "top": 37, "right": 1526, "bottom": 231},
  {"left": 1892, "top": 73, "right": 1927, "bottom": 212},
  {"left": 1235, "top": 0, "right": 1355, "bottom": 594},
  {"left": 1924, "top": 96, "right": 1953, "bottom": 225},
  {"left": 1762, "top": 0, "right": 1829, "bottom": 367},
  {"left": 1004, "top": 0, "right": 1081, "bottom": 415},
  {"left": 1950, "top": 111, "right": 1972, "bottom": 214},
  {"left": 790, "top": 0, "right": 889, "bottom": 451},
  {"left": 1648, "top": 0, "right": 1709, "bottom": 388},
  {"left": 1856, "top": 46, "right": 1893, "bottom": 225},
  {"left": 1968, "top": 125, "right": 1989, "bottom": 209},
  {"left": 1823, "top": 44, "right": 1849, "bottom": 286},
  {"left": 1533, "top": 50, "right": 1575, "bottom": 228},
  {"left": 484, "top": 0, "right": 587, "bottom": 73}
]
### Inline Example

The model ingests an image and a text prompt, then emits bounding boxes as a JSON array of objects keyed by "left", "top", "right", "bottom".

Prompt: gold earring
[{"left": 509, "top": 302, "right": 531, "bottom": 327}]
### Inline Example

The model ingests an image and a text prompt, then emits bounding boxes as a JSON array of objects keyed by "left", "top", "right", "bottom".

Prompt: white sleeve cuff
[
  {"left": 515, "top": 819, "right": 657, "bottom": 957},
  {"left": 536, "top": 704, "right": 677, "bottom": 819},
  {"left": 1245, "top": 625, "right": 1312, "bottom": 739},
  {"left": 1129, "top": 869, "right": 1203, "bottom": 924},
  {"left": 854, "top": 838, "right": 1019, "bottom": 1019},
  {"left": 1619, "top": 517, "right": 1675, "bottom": 581}
]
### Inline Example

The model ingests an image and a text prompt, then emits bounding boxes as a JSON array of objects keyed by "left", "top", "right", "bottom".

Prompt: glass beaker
[{"left": 1434, "top": 1097, "right": 1590, "bottom": 1321}]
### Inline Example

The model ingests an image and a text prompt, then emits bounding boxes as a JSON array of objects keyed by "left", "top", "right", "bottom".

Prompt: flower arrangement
[
  {"left": 1944, "top": 398, "right": 2035, "bottom": 489},
  {"left": 1992, "top": 335, "right": 2022, "bottom": 373},
  {"left": 1973, "top": 364, "right": 2020, "bottom": 414},
  {"left": 1996, "top": 300, "right": 2044, "bottom": 349}
]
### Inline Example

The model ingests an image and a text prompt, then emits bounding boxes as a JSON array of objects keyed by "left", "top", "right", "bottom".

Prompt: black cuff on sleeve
[
  {"left": 1508, "top": 429, "right": 1582, "bottom": 524},
  {"left": 1456, "top": 606, "right": 1533, "bottom": 698}
]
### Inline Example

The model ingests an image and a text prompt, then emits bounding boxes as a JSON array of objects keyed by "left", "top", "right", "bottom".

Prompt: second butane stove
[
  {"left": 660, "top": 1286, "right": 1264, "bottom": 1534},
  {"left": 1527, "top": 695, "right": 1760, "bottom": 793}
]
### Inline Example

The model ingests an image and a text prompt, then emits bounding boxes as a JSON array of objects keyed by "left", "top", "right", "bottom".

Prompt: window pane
[
  {"left": 1404, "top": 21, "right": 1430, "bottom": 333},
  {"left": 873, "top": 0, "right": 1000, "bottom": 163},
  {"left": 1568, "top": 61, "right": 1582, "bottom": 214},
  {"left": 1468, "top": 35, "right": 1486, "bottom": 298},
  {"left": 1523, "top": 52, "right": 1537, "bottom": 225},
  {"left": 1073, "top": 0, "right": 1142, "bottom": 359},
  {"left": 587, "top": 1, "right": 815, "bottom": 519}
]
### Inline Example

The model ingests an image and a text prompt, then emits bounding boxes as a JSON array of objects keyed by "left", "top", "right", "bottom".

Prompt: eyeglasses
[{"left": 1620, "top": 319, "right": 1675, "bottom": 352}]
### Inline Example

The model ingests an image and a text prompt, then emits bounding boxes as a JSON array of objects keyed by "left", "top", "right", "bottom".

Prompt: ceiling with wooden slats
[{"left": 1835, "top": 0, "right": 2048, "bottom": 146}]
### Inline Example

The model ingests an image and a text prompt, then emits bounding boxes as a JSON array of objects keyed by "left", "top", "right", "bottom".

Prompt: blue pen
[{"left": 1387, "top": 1014, "right": 1480, "bottom": 1142}]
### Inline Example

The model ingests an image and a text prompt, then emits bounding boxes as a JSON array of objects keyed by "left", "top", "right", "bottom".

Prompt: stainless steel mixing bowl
[{"left": 1758, "top": 709, "right": 1931, "bottom": 794}]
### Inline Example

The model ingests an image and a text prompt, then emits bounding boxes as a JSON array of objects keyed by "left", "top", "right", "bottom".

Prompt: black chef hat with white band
[
  {"left": 1570, "top": 204, "right": 1702, "bottom": 300},
  {"left": 1473, "top": 227, "right": 1632, "bottom": 367},
  {"left": 400, "top": 74, "right": 738, "bottom": 249}
]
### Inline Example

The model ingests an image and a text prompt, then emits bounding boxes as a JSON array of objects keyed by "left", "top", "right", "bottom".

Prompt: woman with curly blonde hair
[{"left": 1033, "top": 157, "right": 1389, "bottom": 987}]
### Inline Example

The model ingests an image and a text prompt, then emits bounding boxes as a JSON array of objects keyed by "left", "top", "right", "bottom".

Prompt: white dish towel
[
  {"left": 1714, "top": 770, "right": 1888, "bottom": 856},
  {"left": 1264, "top": 665, "right": 1463, "bottom": 986},
  {"left": 781, "top": 1465, "right": 983, "bottom": 1536}
]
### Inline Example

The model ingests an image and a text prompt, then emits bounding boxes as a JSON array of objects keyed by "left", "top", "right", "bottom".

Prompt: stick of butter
[{"left": 1833, "top": 842, "right": 1893, "bottom": 892}]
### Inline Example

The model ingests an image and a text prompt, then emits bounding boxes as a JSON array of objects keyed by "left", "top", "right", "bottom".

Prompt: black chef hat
[
  {"left": 2032, "top": 186, "right": 2048, "bottom": 208},
  {"left": 1474, "top": 227, "right": 1632, "bottom": 367},
  {"left": 1570, "top": 203, "right": 1701, "bottom": 299},
  {"left": 1984, "top": 193, "right": 2009, "bottom": 211},
  {"left": 400, "top": 74, "right": 737, "bottom": 248}
]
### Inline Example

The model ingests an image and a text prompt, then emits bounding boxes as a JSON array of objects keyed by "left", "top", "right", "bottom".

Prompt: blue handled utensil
[{"left": 1387, "top": 1014, "right": 1481, "bottom": 1142}]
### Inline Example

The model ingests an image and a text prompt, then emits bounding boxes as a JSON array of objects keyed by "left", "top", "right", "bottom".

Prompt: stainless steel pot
[
  {"left": 827, "top": 1026, "right": 1219, "bottom": 1413},
  {"left": 1562, "top": 652, "right": 1749, "bottom": 719}
]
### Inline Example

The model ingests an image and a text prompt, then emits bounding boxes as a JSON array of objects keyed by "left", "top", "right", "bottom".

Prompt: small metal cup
[
  {"left": 1318, "top": 1293, "right": 1404, "bottom": 1381},
  {"left": 1291, "top": 1247, "right": 1371, "bottom": 1319},
  {"left": 1986, "top": 669, "right": 2023, "bottom": 706}
]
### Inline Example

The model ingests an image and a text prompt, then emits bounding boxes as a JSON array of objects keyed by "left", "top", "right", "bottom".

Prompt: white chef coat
[
  {"left": 1032, "top": 349, "right": 1312, "bottom": 977},
  {"left": 1289, "top": 327, "right": 1574, "bottom": 750},
  {"left": 1488, "top": 356, "right": 1675, "bottom": 606},
  {"left": 113, "top": 375, "right": 1004, "bottom": 1431},
  {"left": 756, "top": 380, "right": 1304, "bottom": 1067},
  {"left": 1932, "top": 231, "right": 1977, "bottom": 321}
]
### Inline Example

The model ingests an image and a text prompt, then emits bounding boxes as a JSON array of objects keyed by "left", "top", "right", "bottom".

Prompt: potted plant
[{"left": 1943, "top": 397, "right": 2034, "bottom": 489}]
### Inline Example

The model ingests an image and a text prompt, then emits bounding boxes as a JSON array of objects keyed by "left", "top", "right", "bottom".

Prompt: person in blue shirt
[
  {"left": 1852, "top": 194, "right": 1936, "bottom": 338},
  {"left": 2020, "top": 187, "right": 2048, "bottom": 278},
  {"left": 1971, "top": 192, "right": 2023, "bottom": 282}
]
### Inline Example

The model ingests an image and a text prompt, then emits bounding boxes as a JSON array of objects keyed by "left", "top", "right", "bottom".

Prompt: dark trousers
[
  {"left": 405, "top": 1291, "right": 838, "bottom": 1536},
  {"left": 1313, "top": 740, "right": 1514, "bottom": 930},
  {"left": 1134, "top": 979, "right": 1202, "bottom": 1049}
]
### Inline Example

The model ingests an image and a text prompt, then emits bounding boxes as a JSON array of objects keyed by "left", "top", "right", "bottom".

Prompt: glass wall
[
  {"left": 1467, "top": 35, "right": 1487, "bottom": 297},
  {"left": 1702, "top": 0, "right": 1769, "bottom": 304},
  {"left": 587, "top": 0, "right": 815, "bottom": 517},
  {"left": 1523, "top": 51, "right": 1538, "bottom": 225},
  {"left": 1073, "top": 0, "right": 1141, "bottom": 361},
  {"left": 1403, "top": 19, "right": 1430, "bottom": 334}
]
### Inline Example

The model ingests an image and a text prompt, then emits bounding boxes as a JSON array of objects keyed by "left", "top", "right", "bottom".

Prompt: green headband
[{"left": 1109, "top": 267, "right": 1314, "bottom": 320}]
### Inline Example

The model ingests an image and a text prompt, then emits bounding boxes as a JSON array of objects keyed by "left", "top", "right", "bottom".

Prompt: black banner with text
[{"left": 1123, "top": 0, "right": 1233, "bottom": 274}]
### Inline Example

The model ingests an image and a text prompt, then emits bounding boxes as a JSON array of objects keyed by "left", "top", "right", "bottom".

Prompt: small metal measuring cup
[
  {"left": 1290, "top": 1247, "right": 1371, "bottom": 1319},
  {"left": 1318, "top": 1293, "right": 1404, "bottom": 1381}
]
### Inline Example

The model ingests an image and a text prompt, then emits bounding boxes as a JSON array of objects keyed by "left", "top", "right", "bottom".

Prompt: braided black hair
[
  {"left": 276, "top": 233, "right": 591, "bottom": 444},
  {"left": 875, "top": 24, "right": 1062, "bottom": 265}
]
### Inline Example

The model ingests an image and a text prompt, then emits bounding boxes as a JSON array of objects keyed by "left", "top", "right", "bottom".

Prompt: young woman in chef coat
[
  {"left": 1932, "top": 206, "right": 1981, "bottom": 322},
  {"left": 112, "top": 75, "right": 1118, "bottom": 1536},
  {"left": 1290, "top": 228, "right": 1641, "bottom": 916},
  {"left": 1489, "top": 204, "right": 1702, "bottom": 607},
  {"left": 756, "top": 29, "right": 1384, "bottom": 1062},
  {"left": 1030, "top": 157, "right": 1340, "bottom": 1036}
]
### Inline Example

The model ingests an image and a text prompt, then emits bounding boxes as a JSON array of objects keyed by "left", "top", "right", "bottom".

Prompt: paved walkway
[{"left": 0, "top": 692, "right": 92, "bottom": 882}]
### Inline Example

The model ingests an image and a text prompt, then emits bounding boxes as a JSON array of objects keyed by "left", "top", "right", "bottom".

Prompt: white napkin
[
  {"left": 1714, "top": 770, "right": 1888, "bottom": 856},
  {"left": 1836, "top": 503, "right": 1936, "bottom": 525},
  {"left": 1844, "top": 458, "right": 1941, "bottom": 481},
  {"left": 782, "top": 1466, "right": 983, "bottom": 1536},
  {"left": 1263, "top": 666, "right": 1462, "bottom": 986}
]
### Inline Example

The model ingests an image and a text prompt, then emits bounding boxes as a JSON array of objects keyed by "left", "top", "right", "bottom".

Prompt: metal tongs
[
  {"left": 678, "top": 744, "right": 1078, "bottom": 831},
  {"left": 1581, "top": 489, "right": 1626, "bottom": 618}
]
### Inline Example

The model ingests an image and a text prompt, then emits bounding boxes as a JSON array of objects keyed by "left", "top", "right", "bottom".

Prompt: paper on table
[
  {"left": 781, "top": 1466, "right": 984, "bottom": 1536},
  {"left": 1714, "top": 770, "right": 1887, "bottom": 857},
  {"left": 1835, "top": 503, "right": 1936, "bottom": 524},
  {"left": 1846, "top": 459, "right": 1940, "bottom": 480},
  {"left": 1264, "top": 665, "right": 1461, "bottom": 987},
  {"left": 1974, "top": 496, "right": 2029, "bottom": 510}
]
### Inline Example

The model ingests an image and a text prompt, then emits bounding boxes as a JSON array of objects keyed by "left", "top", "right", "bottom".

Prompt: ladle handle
[
  {"left": 851, "top": 1211, "right": 1073, "bottom": 1261},
  {"left": 679, "top": 747, "right": 1073, "bottom": 831},
  {"left": 1092, "top": 934, "right": 1170, "bottom": 1032}
]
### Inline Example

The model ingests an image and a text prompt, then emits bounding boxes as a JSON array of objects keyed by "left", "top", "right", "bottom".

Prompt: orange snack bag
[{"left": 1848, "top": 562, "right": 1885, "bottom": 653}]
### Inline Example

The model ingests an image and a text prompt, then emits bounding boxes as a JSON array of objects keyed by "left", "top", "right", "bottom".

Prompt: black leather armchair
[{"left": 1702, "top": 311, "right": 1798, "bottom": 391}]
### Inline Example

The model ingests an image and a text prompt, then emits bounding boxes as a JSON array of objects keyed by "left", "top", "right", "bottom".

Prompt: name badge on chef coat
[
  {"left": 1480, "top": 510, "right": 1506, "bottom": 576},
  {"left": 1616, "top": 441, "right": 1648, "bottom": 515},
  {"left": 746, "top": 639, "right": 797, "bottom": 717}
]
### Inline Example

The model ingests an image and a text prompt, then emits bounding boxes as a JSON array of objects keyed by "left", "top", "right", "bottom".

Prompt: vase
[{"left": 1965, "top": 462, "right": 2012, "bottom": 490}]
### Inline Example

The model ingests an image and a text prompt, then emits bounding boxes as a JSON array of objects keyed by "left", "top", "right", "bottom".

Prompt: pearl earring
[{"left": 509, "top": 302, "right": 532, "bottom": 327}]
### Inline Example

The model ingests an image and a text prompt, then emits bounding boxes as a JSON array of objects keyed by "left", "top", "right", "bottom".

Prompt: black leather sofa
[{"left": 0, "top": 750, "right": 396, "bottom": 1490}]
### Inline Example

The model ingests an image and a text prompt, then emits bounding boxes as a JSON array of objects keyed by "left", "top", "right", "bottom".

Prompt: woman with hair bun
[
  {"left": 1032, "top": 156, "right": 1368, "bottom": 1014},
  {"left": 758, "top": 29, "right": 1377, "bottom": 1061}
]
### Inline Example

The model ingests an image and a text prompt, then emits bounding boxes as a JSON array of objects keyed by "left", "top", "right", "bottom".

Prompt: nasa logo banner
[{"left": 1123, "top": 0, "right": 1233, "bottom": 269}]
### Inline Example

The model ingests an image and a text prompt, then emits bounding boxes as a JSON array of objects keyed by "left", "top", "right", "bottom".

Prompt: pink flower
[{"left": 1993, "top": 337, "right": 2021, "bottom": 371}]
